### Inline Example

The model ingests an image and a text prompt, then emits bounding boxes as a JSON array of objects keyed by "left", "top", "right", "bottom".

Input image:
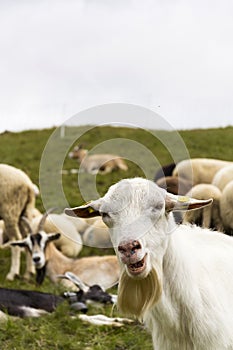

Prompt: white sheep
[
  {"left": 12, "top": 213, "right": 120, "bottom": 291},
  {"left": 0, "top": 164, "right": 36, "bottom": 280},
  {"left": 31, "top": 212, "right": 83, "bottom": 257},
  {"left": 220, "top": 180, "right": 233, "bottom": 233},
  {"left": 65, "top": 178, "right": 233, "bottom": 349},
  {"left": 68, "top": 145, "right": 128, "bottom": 174},
  {"left": 183, "top": 183, "right": 223, "bottom": 231},
  {"left": 173, "top": 158, "right": 233, "bottom": 185},
  {"left": 212, "top": 164, "right": 233, "bottom": 191}
]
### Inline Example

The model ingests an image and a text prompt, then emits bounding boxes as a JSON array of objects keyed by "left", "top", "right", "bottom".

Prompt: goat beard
[{"left": 117, "top": 267, "right": 162, "bottom": 321}]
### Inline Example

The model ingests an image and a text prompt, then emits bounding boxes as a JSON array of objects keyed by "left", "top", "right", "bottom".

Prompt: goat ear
[
  {"left": 10, "top": 239, "right": 28, "bottom": 247},
  {"left": 165, "top": 193, "right": 213, "bottom": 212},
  {"left": 64, "top": 201, "right": 101, "bottom": 219},
  {"left": 47, "top": 233, "right": 61, "bottom": 242}
]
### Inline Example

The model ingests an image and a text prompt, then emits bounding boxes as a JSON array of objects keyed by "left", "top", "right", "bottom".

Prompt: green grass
[{"left": 0, "top": 124, "right": 232, "bottom": 349}]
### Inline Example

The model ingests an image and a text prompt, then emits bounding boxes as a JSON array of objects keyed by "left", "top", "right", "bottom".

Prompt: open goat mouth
[{"left": 127, "top": 254, "right": 147, "bottom": 276}]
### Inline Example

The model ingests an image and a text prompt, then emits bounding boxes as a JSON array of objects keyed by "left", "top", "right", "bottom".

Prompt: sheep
[
  {"left": 183, "top": 184, "right": 223, "bottom": 231},
  {"left": 0, "top": 164, "right": 36, "bottom": 280},
  {"left": 31, "top": 212, "right": 83, "bottom": 257},
  {"left": 156, "top": 176, "right": 193, "bottom": 195},
  {"left": 12, "top": 214, "right": 120, "bottom": 291},
  {"left": 68, "top": 145, "right": 128, "bottom": 174},
  {"left": 65, "top": 177, "right": 233, "bottom": 349},
  {"left": 212, "top": 164, "right": 233, "bottom": 191},
  {"left": 220, "top": 180, "right": 233, "bottom": 234},
  {"left": 173, "top": 158, "right": 233, "bottom": 185}
]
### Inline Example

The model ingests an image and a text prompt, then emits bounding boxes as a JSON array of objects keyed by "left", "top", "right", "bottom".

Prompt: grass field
[{"left": 0, "top": 124, "right": 232, "bottom": 349}]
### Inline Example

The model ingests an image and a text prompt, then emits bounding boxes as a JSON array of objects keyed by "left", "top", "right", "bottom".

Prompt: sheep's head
[{"left": 65, "top": 177, "right": 212, "bottom": 318}]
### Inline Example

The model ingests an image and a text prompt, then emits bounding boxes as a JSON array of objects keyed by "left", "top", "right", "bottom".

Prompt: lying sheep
[
  {"left": 183, "top": 184, "right": 223, "bottom": 231},
  {"left": 220, "top": 180, "right": 233, "bottom": 234},
  {"left": 0, "top": 164, "right": 36, "bottom": 280},
  {"left": 212, "top": 164, "right": 233, "bottom": 191},
  {"left": 173, "top": 158, "right": 233, "bottom": 185},
  {"left": 31, "top": 212, "right": 83, "bottom": 257},
  {"left": 68, "top": 145, "right": 128, "bottom": 174}
]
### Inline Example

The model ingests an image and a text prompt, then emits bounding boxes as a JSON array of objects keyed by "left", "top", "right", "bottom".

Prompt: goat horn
[
  {"left": 21, "top": 216, "right": 33, "bottom": 234},
  {"left": 37, "top": 207, "right": 57, "bottom": 231}
]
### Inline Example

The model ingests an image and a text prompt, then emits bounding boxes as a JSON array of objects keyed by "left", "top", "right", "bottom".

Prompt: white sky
[{"left": 0, "top": 0, "right": 233, "bottom": 133}]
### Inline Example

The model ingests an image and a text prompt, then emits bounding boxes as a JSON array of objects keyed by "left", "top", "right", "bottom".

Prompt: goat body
[
  {"left": 0, "top": 287, "right": 63, "bottom": 317},
  {"left": 66, "top": 178, "right": 233, "bottom": 349},
  {"left": 13, "top": 232, "right": 120, "bottom": 291}
]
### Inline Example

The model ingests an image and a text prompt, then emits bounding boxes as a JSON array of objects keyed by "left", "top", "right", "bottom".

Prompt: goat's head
[
  {"left": 11, "top": 213, "right": 60, "bottom": 284},
  {"left": 65, "top": 177, "right": 212, "bottom": 318}
]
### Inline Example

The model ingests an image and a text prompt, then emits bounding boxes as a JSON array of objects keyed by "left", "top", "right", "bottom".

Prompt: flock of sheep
[
  {"left": 154, "top": 158, "right": 233, "bottom": 234},
  {"left": 1, "top": 150, "right": 233, "bottom": 349}
]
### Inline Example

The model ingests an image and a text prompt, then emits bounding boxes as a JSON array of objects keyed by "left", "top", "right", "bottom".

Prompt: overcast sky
[{"left": 0, "top": 0, "right": 233, "bottom": 133}]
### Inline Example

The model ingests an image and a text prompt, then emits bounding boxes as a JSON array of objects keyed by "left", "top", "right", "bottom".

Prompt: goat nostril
[
  {"left": 133, "top": 240, "right": 141, "bottom": 250},
  {"left": 33, "top": 257, "right": 40, "bottom": 263}
]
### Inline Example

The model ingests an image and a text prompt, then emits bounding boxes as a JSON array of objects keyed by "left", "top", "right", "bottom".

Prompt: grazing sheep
[
  {"left": 173, "top": 158, "right": 233, "bottom": 185},
  {"left": 183, "top": 184, "right": 223, "bottom": 231},
  {"left": 31, "top": 212, "right": 83, "bottom": 257},
  {"left": 68, "top": 145, "right": 128, "bottom": 174},
  {"left": 12, "top": 214, "right": 120, "bottom": 291},
  {"left": 212, "top": 164, "right": 233, "bottom": 191},
  {"left": 154, "top": 163, "right": 176, "bottom": 182},
  {"left": 220, "top": 180, "right": 233, "bottom": 234},
  {"left": 156, "top": 176, "right": 192, "bottom": 195},
  {"left": 0, "top": 164, "right": 36, "bottom": 280},
  {"left": 65, "top": 178, "right": 233, "bottom": 349}
]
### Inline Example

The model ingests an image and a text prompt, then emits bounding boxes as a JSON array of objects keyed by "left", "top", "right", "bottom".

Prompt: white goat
[
  {"left": 65, "top": 178, "right": 233, "bottom": 350},
  {"left": 183, "top": 184, "right": 223, "bottom": 231},
  {"left": 68, "top": 145, "right": 128, "bottom": 174},
  {"left": 0, "top": 164, "right": 36, "bottom": 280},
  {"left": 12, "top": 214, "right": 120, "bottom": 291},
  {"left": 212, "top": 164, "right": 233, "bottom": 191},
  {"left": 173, "top": 158, "right": 232, "bottom": 185}
]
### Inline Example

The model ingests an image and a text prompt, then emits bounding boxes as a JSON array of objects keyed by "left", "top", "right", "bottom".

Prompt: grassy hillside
[{"left": 0, "top": 125, "right": 232, "bottom": 350}]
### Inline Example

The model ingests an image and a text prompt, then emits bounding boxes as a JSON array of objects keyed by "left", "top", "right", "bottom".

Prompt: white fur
[
  {"left": 70, "top": 178, "right": 233, "bottom": 349},
  {"left": 183, "top": 183, "right": 223, "bottom": 231},
  {"left": 212, "top": 164, "right": 233, "bottom": 191}
]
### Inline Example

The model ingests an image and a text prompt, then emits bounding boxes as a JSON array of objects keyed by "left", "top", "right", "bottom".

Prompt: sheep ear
[
  {"left": 64, "top": 200, "right": 101, "bottom": 219},
  {"left": 165, "top": 193, "right": 213, "bottom": 212}
]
